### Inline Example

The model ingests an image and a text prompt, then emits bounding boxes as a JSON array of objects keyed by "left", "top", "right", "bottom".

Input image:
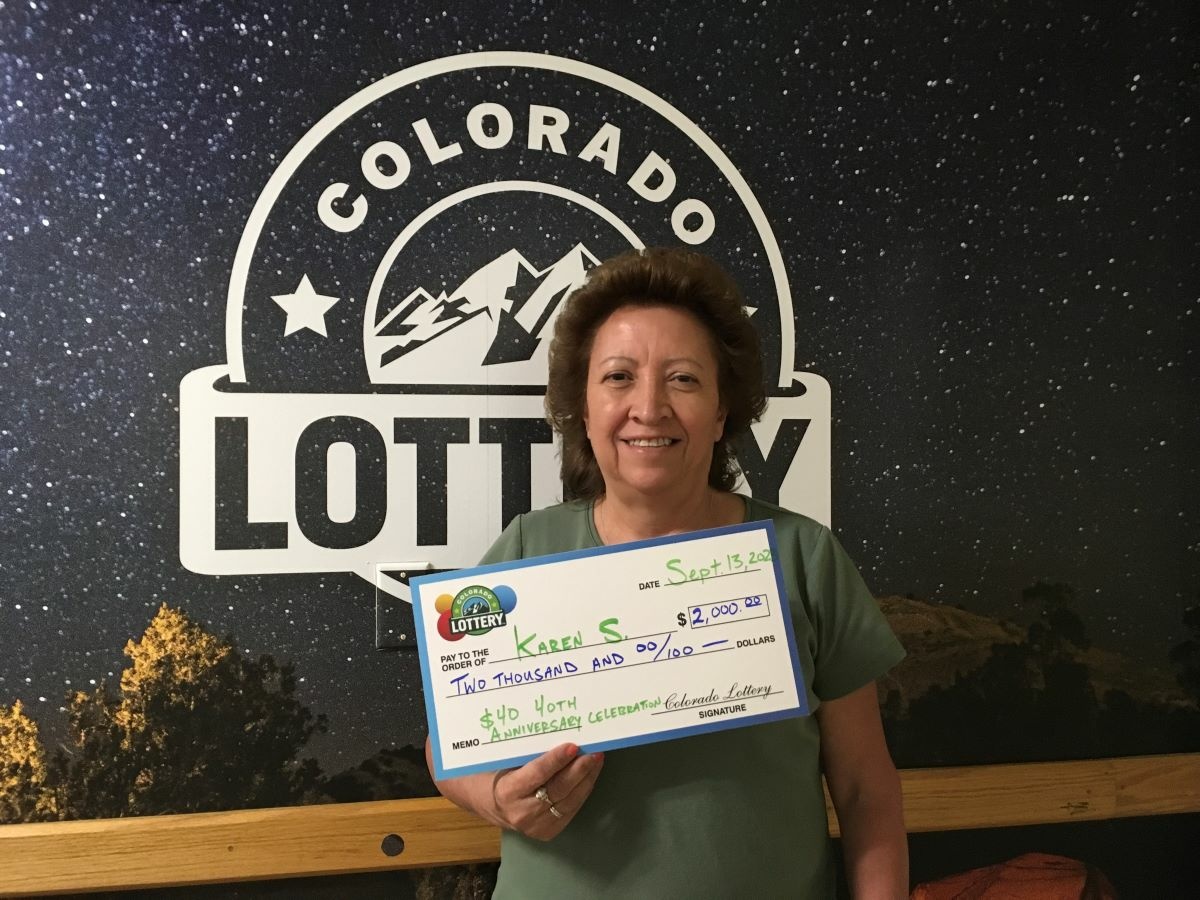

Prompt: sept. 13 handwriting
[{"left": 664, "top": 547, "right": 773, "bottom": 584}]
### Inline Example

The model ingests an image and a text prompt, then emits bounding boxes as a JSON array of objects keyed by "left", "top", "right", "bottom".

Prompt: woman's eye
[
  {"left": 671, "top": 373, "right": 698, "bottom": 385},
  {"left": 603, "top": 371, "right": 631, "bottom": 383}
]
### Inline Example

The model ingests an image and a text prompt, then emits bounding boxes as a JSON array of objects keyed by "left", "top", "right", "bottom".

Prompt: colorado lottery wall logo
[
  {"left": 179, "top": 52, "right": 831, "bottom": 604},
  {"left": 436, "top": 584, "right": 517, "bottom": 641}
]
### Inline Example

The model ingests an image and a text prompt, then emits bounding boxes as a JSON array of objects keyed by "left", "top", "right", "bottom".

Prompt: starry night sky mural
[{"left": 0, "top": 0, "right": 1195, "bottom": 779}]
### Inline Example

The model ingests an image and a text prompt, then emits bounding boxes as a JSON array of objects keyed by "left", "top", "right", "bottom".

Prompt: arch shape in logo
[{"left": 178, "top": 52, "right": 831, "bottom": 606}]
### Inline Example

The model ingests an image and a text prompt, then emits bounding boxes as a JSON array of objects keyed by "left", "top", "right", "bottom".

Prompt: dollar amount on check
[{"left": 412, "top": 519, "right": 809, "bottom": 780}]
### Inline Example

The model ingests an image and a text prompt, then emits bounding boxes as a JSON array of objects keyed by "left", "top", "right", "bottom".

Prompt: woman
[{"left": 430, "top": 247, "right": 908, "bottom": 897}]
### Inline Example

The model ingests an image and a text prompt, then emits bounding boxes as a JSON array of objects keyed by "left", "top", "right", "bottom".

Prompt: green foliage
[
  {"left": 1021, "top": 581, "right": 1077, "bottom": 608},
  {"left": 324, "top": 745, "right": 437, "bottom": 803},
  {"left": 0, "top": 700, "right": 55, "bottom": 823},
  {"left": 1023, "top": 580, "right": 1089, "bottom": 651},
  {"left": 47, "top": 604, "right": 326, "bottom": 819},
  {"left": 414, "top": 863, "right": 498, "bottom": 900},
  {"left": 892, "top": 638, "right": 1099, "bottom": 765}
]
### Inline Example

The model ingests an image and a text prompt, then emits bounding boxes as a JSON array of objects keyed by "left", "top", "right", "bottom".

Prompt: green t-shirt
[{"left": 481, "top": 496, "right": 905, "bottom": 899}]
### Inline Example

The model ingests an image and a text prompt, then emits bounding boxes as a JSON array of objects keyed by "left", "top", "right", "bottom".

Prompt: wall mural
[{"left": 1, "top": 1, "right": 1195, "bottom": 895}]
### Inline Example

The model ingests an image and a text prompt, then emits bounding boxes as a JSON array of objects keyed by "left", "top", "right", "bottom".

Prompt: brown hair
[{"left": 545, "top": 246, "right": 767, "bottom": 500}]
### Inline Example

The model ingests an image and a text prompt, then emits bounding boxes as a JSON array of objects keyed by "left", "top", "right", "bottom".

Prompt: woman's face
[{"left": 584, "top": 305, "right": 726, "bottom": 501}]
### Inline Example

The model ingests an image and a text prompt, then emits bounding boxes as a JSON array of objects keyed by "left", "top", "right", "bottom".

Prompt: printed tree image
[
  {"left": 1023, "top": 581, "right": 1090, "bottom": 652},
  {"left": 0, "top": 700, "right": 55, "bottom": 822},
  {"left": 886, "top": 585, "right": 1200, "bottom": 767},
  {"left": 47, "top": 604, "right": 326, "bottom": 819},
  {"left": 324, "top": 745, "right": 437, "bottom": 803},
  {"left": 1170, "top": 605, "right": 1200, "bottom": 704},
  {"left": 887, "top": 582, "right": 1096, "bottom": 764}
]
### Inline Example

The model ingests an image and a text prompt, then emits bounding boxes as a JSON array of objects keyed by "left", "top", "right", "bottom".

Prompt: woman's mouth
[{"left": 623, "top": 437, "right": 677, "bottom": 447}]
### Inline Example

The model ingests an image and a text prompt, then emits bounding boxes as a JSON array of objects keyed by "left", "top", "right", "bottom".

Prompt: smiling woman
[
  {"left": 425, "top": 247, "right": 910, "bottom": 897},
  {"left": 547, "top": 247, "right": 767, "bottom": 505},
  {"left": 583, "top": 305, "right": 729, "bottom": 523}
]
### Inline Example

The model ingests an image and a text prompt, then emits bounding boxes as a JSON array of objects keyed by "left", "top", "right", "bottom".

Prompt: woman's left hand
[
  {"left": 488, "top": 742, "right": 606, "bottom": 840},
  {"left": 429, "top": 737, "right": 605, "bottom": 841}
]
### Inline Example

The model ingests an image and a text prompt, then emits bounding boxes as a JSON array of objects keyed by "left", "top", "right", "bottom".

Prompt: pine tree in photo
[
  {"left": 0, "top": 699, "right": 55, "bottom": 823},
  {"left": 51, "top": 604, "right": 326, "bottom": 819},
  {"left": 1170, "top": 605, "right": 1200, "bottom": 705}
]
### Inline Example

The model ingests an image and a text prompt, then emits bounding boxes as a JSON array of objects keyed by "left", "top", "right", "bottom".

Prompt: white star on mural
[{"left": 271, "top": 275, "right": 340, "bottom": 337}]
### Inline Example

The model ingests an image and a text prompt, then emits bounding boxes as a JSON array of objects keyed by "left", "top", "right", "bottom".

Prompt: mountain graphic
[
  {"left": 875, "top": 595, "right": 1191, "bottom": 711},
  {"left": 374, "top": 244, "right": 599, "bottom": 370}
]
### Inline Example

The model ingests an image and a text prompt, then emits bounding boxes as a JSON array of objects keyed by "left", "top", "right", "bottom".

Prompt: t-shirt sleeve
[
  {"left": 804, "top": 526, "right": 905, "bottom": 701},
  {"left": 478, "top": 514, "right": 525, "bottom": 565}
]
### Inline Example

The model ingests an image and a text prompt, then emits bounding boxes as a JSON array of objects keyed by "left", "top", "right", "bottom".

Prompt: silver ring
[
  {"left": 548, "top": 803, "right": 563, "bottom": 819},
  {"left": 535, "top": 786, "right": 552, "bottom": 805}
]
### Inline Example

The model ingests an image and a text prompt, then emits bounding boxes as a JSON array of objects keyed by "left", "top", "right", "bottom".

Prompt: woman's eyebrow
[
  {"left": 594, "top": 354, "right": 710, "bottom": 368},
  {"left": 663, "top": 356, "right": 709, "bottom": 368}
]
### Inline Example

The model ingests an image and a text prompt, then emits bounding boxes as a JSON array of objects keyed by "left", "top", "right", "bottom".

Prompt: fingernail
[{"left": 565, "top": 743, "right": 580, "bottom": 756}]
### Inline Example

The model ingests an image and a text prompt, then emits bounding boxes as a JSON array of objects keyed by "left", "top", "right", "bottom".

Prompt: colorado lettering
[
  {"left": 317, "top": 103, "right": 716, "bottom": 246},
  {"left": 664, "top": 689, "right": 720, "bottom": 710}
]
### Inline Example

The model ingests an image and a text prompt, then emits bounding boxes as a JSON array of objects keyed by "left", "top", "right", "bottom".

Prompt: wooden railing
[{"left": 2, "top": 754, "right": 1198, "bottom": 896}]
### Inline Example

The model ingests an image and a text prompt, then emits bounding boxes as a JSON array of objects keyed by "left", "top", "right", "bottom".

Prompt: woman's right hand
[{"left": 427, "top": 739, "right": 605, "bottom": 841}]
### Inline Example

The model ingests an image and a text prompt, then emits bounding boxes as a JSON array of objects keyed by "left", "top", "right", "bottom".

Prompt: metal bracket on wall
[{"left": 374, "top": 563, "right": 453, "bottom": 650}]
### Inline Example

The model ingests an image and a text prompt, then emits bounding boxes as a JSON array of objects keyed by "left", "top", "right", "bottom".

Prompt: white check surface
[{"left": 413, "top": 520, "right": 809, "bottom": 780}]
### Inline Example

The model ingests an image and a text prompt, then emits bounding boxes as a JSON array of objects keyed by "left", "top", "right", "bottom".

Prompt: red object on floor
[{"left": 910, "top": 851, "right": 1117, "bottom": 899}]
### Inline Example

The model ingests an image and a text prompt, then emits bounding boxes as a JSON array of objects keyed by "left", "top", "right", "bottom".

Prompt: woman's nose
[{"left": 630, "top": 379, "right": 670, "bottom": 421}]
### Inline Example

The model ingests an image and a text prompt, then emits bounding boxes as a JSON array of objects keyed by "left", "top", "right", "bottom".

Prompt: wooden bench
[{"left": 2, "top": 754, "right": 1197, "bottom": 895}]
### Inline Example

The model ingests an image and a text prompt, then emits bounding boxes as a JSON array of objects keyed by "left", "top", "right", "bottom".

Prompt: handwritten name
[{"left": 515, "top": 617, "right": 623, "bottom": 658}]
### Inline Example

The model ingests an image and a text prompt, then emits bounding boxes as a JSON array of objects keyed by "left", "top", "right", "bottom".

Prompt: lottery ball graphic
[
  {"left": 493, "top": 584, "right": 518, "bottom": 614},
  {"left": 437, "top": 610, "right": 463, "bottom": 641}
]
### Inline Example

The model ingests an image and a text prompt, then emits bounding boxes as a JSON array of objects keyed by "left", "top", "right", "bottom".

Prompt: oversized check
[{"left": 412, "top": 520, "right": 809, "bottom": 780}]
